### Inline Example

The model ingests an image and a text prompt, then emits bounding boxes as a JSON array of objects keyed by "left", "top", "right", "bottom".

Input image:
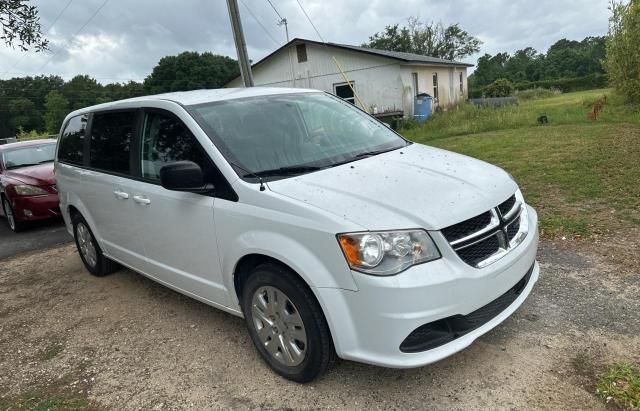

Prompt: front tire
[
  {"left": 242, "top": 263, "right": 335, "bottom": 383},
  {"left": 2, "top": 196, "right": 24, "bottom": 232},
  {"left": 72, "top": 213, "right": 119, "bottom": 276}
]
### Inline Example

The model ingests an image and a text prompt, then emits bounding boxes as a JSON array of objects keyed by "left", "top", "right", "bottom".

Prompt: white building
[{"left": 226, "top": 38, "right": 473, "bottom": 118}]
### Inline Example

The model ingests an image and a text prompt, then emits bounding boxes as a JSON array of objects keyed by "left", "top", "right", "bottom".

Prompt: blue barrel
[{"left": 414, "top": 93, "right": 432, "bottom": 123}]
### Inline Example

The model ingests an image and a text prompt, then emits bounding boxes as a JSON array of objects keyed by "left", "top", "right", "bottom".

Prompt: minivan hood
[
  {"left": 4, "top": 163, "right": 55, "bottom": 186},
  {"left": 267, "top": 143, "right": 517, "bottom": 230}
]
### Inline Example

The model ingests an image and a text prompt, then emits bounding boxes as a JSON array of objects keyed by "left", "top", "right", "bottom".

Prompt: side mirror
[{"left": 159, "top": 161, "right": 213, "bottom": 193}]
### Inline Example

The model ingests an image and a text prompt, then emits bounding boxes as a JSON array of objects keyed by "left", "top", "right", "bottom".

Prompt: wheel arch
[{"left": 232, "top": 252, "right": 340, "bottom": 360}]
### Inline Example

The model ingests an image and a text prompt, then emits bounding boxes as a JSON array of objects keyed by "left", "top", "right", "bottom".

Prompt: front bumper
[
  {"left": 10, "top": 193, "right": 61, "bottom": 222},
  {"left": 315, "top": 205, "right": 539, "bottom": 368}
]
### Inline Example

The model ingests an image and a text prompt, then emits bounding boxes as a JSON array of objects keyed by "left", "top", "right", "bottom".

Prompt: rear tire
[
  {"left": 2, "top": 196, "right": 24, "bottom": 232},
  {"left": 241, "top": 262, "right": 335, "bottom": 383},
  {"left": 71, "top": 213, "right": 119, "bottom": 276}
]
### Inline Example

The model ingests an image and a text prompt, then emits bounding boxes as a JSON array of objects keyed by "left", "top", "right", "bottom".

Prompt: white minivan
[{"left": 55, "top": 88, "right": 539, "bottom": 382}]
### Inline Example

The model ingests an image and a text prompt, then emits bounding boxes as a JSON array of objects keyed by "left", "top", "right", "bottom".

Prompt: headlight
[
  {"left": 337, "top": 230, "right": 441, "bottom": 275},
  {"left": 14, "top": 185, "right": 48, "bottom": 196}
]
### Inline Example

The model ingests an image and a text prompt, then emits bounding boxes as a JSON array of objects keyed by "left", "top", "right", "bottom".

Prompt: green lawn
[
  {"left": 597, "top": 363, "right": 640, "bottom": 410},
  {"left": 401, "top": 89, "right": 640, "bottom": 237}
]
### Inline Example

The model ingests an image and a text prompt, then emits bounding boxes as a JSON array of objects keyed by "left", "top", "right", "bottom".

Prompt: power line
[
  {"left": 42, "top": 0, "right": 75, "bottom": 34},
  {"left": 238, "top": 0, "right": 281, "bottom": 47},
  {"left": 35, "top": 0, "right": 112, "bottom": 73},
  {"left": 295, "top": 0, "right": 326, "bottom": 43},
  {"left": 265, "top": 0, "right": 284, "bottom": 21}
]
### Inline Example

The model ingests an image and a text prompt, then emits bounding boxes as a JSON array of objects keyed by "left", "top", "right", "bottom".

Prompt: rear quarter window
[{"left": 58, "top": 114, "right": 88, "bottom": 165}]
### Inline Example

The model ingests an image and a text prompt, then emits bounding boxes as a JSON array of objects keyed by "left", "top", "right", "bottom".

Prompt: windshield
[
  {"left": 2, "top": 144, "right": 56, "bottom": 170},
  {"left": 189, "top": 93, "right": 409, "bottom": 180}
]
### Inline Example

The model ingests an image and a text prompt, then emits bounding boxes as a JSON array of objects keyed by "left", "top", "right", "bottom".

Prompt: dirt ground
[{"left": 1, "top": 239, "right": 639, "bottom": 410}]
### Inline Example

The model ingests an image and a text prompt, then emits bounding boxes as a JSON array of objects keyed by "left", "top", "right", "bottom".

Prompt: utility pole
[
  {"left": 277, "top": 18, "right": 289, "bottom": 42},
  {"left": 226, "top": 0, "right": 254, "bottom": 87}
]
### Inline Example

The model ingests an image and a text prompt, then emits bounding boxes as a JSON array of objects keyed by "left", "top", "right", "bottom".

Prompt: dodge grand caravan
[{"left": 55, "top": 88, "right": 539, "bottom": 382}]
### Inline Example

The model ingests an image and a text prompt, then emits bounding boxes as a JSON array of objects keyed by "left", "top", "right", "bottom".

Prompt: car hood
[
  {"left": 267, "top": 143, "right": 518, "bottom": 230},
  {"left": 4, "top": 163, "right": 55, "bottom": 186}
]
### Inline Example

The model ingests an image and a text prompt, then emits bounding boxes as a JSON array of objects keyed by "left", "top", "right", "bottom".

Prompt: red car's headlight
[{"left": 14, "top": 185, "right": 49, "bottom": 196}]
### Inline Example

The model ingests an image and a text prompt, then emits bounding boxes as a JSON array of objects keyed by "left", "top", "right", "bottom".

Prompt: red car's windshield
[{"left": 2, "top": 144, "right": 56, "bottom": 170}]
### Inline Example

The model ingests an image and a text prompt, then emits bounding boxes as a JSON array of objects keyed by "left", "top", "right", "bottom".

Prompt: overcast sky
[{"left": 0, "top": 0, "right": 610, "bottom": 83}]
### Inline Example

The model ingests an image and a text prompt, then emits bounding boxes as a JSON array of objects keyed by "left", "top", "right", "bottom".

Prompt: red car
[{"left": 0, "top": 139, "right": 60, "bottom": 232}]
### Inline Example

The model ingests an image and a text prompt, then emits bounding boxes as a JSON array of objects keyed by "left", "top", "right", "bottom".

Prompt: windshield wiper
[
  {"left": 38, "top": 159, "right": 54, "bottom": 164},
  {"left": 351, "top": 147, "right": 401, "bottom": 160},
  {"left": 250, "top": 165, "right": 324, "bottom": 178}
]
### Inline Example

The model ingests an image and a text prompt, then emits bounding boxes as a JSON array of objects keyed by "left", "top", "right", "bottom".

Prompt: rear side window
[
  {"left": 89, "top": 111, "right": 136, "bottom": 174},
  {"left": 140, "top": 111, "right": 206, "bottom": 181},
  {"left": 58, "top": 114, "right": 88, "bottom": 165}
]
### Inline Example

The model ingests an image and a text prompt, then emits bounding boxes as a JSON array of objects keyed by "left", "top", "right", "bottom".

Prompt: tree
[
  {"left": 61, "top": 75, "right": 103, "bottom": 111},
  {"left": 7, "top": 97, "right": 39, "bottom": 132},
  {"left": 364, "top": 17, "right": 482, "bottom": 60},
  {"left": 144, "top": 52, "right": 239, "bottom": 94},
  {"left": 607, "top": 0, "right": 640, "bottom": 104},
  {"left": 0, "top": 0, "right": 48, "bottom": 51},
  {"left": 470, "top": 53, "right": 510, "bottom": 86},
  {"left": 44, "top": 90, "right": 69, "bottom": 133}
]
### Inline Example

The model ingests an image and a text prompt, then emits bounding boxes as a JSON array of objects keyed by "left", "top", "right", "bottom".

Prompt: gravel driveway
[{"left": 0, "top": 241, "right": 638, "bottom": 410}]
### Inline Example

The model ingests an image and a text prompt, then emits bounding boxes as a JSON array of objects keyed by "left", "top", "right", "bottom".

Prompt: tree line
[
  {"left": 468, "top": 36, "right": 607, "bottom": 95},
  {"left": 0, "top": 52, "right": 239, "bottom": 137}
]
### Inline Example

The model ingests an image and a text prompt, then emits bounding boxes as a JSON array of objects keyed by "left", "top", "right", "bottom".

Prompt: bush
[
  {"left": 484, "top": 78, "right": 514, "bottom": 97},
  {"left": 470, "top": 74, "right": 609, "bottom": 98},
  {"left": 607, "top": 1, "right": 640, "bottom": 105},
  {"left": 515, "top": 87, "right": 562, "bottom": 101},
  {"left": 514, "top": 73, "right": 609, "bottom": 93},
  {"left": 16, "top": 127, "right": 50, "bottom": 141}
]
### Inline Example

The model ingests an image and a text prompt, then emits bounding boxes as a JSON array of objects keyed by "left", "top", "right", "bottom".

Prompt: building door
[
  {"left": 334, "top": 82, "right": 355, "bottom": 105},
  {"left": 449, "top": 69, "right": 455, "bottom": 102}
]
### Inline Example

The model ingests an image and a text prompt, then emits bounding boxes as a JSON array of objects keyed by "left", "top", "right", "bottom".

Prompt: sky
[{"left": 0, "top": 0, "right": 610, "bottom": 83}]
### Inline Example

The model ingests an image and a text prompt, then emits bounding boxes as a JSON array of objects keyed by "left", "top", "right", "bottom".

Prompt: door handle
[
  {"left": 113, "top": 190, "right": 129, "bottom": 200},
  {"left": 133, "top": 195, "right": 151, "bottom": 205}
]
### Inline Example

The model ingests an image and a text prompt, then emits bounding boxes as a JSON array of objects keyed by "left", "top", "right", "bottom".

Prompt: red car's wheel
[{"left": 2, "top": 196, "right": 24, "bottom": 232}]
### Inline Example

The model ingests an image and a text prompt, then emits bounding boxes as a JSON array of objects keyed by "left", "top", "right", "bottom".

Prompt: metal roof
[{"left": 247, "top": 38, "right": 474, "bottom": 70}]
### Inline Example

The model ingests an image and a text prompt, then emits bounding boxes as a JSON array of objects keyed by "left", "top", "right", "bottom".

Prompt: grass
[
  {"left": 402, "top": 89, "right": 639, "bottom": 142},
  {"left": 401, "top": 89, "right": 640, "bottom": 237},
  {"left": 596, "top": 363, "right": 640, "bottom": 410}
]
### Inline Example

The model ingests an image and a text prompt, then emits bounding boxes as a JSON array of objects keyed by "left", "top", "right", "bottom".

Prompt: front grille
[
  {"left": 498, "top": 194, "right": 516, "bottom": 216},
  {"left": 456, "top": 235, "right": 500, "bottom": 267},
  {"left": 50, "top": 184, "right": 58, "bottom": 193},
  {"left": 399, "top": 264, "right": 534, "bottom": 353},
  {"left": 507, "top": 217, "right": 520, "bottom": 241},
  {"left": 442, "top": 192, "right": 525, "bottom": 268},
  {"left": 441, "top": 211, "right": 492, "bottom": 243}
]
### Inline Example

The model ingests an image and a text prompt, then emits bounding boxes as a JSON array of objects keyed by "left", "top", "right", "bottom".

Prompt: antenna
[
  {"left": 277, "top": 17, "right": 289, "bottom": 42},
  {"left": 229, "top": 161, "right": 266, "bottom": 191}
]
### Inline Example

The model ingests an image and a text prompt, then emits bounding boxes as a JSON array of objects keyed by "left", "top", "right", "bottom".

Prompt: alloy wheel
[
  {"left": 3, "top": 199, "right": 15, "bottom": 231},
  {"left": 251, "top": 286, "right": 308, "bottom": 366},
  {"left": 76, "top": 222, "right": 97, "bottom": 268}
]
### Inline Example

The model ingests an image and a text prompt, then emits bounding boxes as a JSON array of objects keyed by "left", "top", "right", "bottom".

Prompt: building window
[
  {"left": 412, "top": 72, "right": 419, "bottom": 96},
  {"left": 432, "top": 73, "right": 439, "bottom": 101},
  {"left": 334, "top": 82, "right": 355, "bottom": 105},
  {"left": 296, "top": 44, "right": 307, "bottom": 63},
  {"left": 459, "top": 72, "right": 464, "bottom": 93}
]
